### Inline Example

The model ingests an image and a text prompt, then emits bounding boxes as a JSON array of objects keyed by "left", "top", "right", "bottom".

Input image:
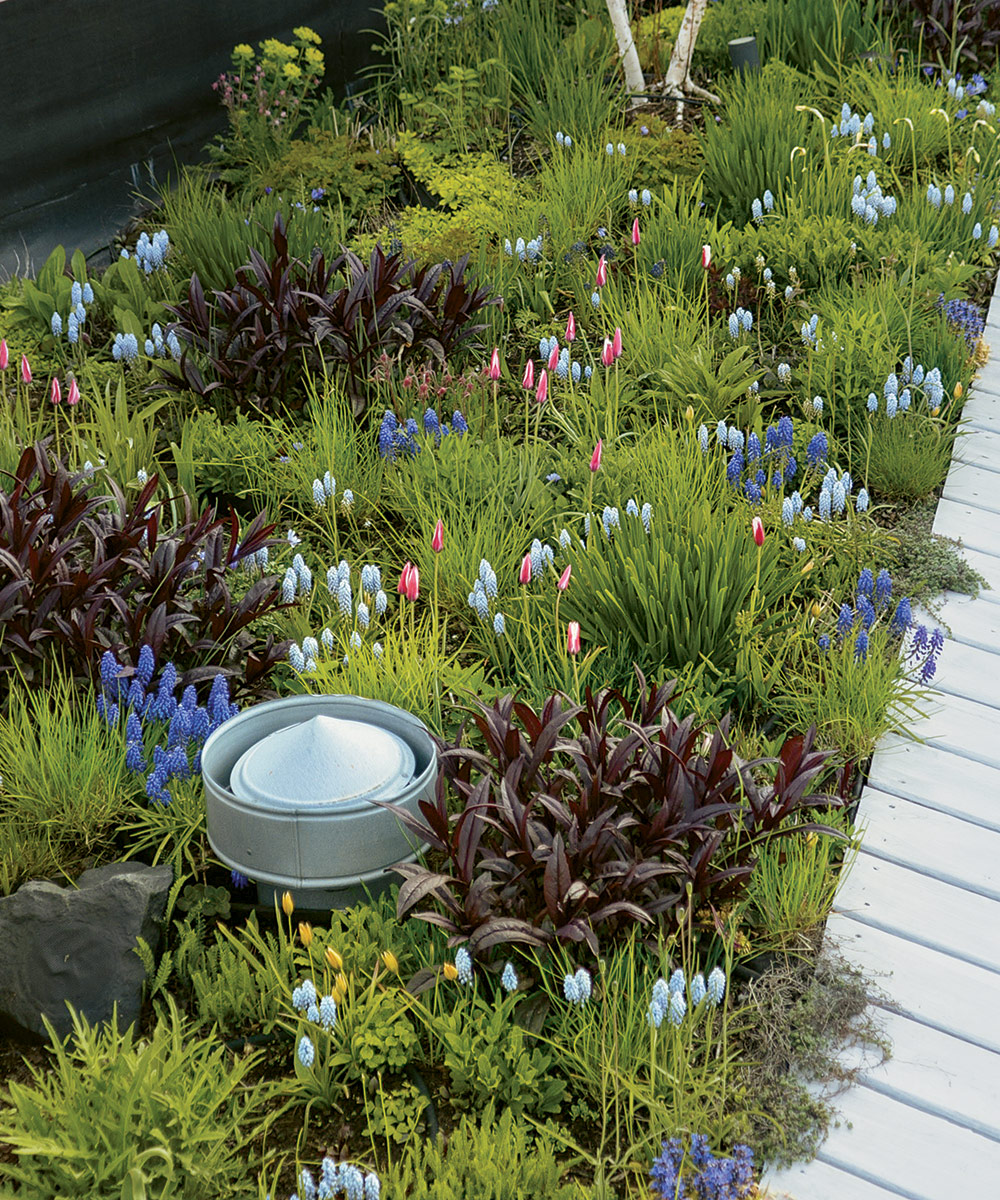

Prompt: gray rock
[{"left": 0, "top": 861, "right": 173, "bottom": 1041}]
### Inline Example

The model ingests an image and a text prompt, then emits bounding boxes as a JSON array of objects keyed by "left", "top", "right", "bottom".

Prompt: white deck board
[
  {"left": 952, "top": 426, "right": 1000, "bottom": 474},
  {"left": 867, "top": 735, "right": 1000, "bottom": 830},
  {"left": 764, "top": 1158, "right": 905, "bottom": 1200},
  {"left": 933, "top": 496, "right": 1000, "bottom": 556},
  {"left": 853, "top": 788, "right": 1000, "bottom": 900},
  {"left": 826, "top": 914, "right": 1000, "bottom": 1053},
  {"left": 835, "top": 851, "right": 1000, "bottom": 971},
  {"left": 942, "top": 457, "right": 1000, "bottom": 513},
  {"left": 930, "top": 635, "right": 1000, "bottom": 707}
]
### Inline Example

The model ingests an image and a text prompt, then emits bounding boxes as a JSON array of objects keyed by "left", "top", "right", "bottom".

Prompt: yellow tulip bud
[
  {"left": 931, "top": 406, "right": 941, "bottom": 417},
  {"left": 801, "top": 559, "right": 815, "bottom": 575},
  {"left": 325, "top": 946, "right": 343, "bottom": 971},
  {"left": 281, "top": 891, "right": 294, "bottom": 917},
  {"left": 336, "top": 972, "right": 348, "bottom": 995},
  {"left": 811, "top": 602, "right": 822, "bottom": 620},
  {"left": 381, "top": 950, "right": 399, "bottom": 974},
  {"left": 684, "top": 404, "right": 695, "bottom": 422},
  {"left": 298, "top": 922, "right": 313, "bottom": 948},
  {"left": 954, "top": 382, "right": 963, "bottom": 399},
  {"left": 332, "top": 982, "right": 346, "bottom": 1005},
  {"left": 443, "top": 962, "right": 459, "bottom": 982}
]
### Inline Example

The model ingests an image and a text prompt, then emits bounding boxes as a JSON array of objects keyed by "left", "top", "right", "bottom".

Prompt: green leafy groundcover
[{"left": 0, "top": 0, "right": 994, "bottom": 1195}]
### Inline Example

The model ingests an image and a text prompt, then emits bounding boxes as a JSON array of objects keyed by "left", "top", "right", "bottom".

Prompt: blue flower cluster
[
  {"left": 749, "top": 190, "right": 774, "bottom": 223},
  {"left": 563, "top": 967, "right": 592, "bottom": 1005},
  {"left": 800, "top": 313, "right": 820, "bottom": 348},
  {"left": 467, "top": 558, "right": 506, "bottom": 638},
  {"left": 377, "top": 407, "right": 468, "bottom": 460},
  {"left": 727, "top": 307, "right": 753, "bottom": 339},
  {"left": 291, "top": 1158, "right": 380, "bottom": 1200},
  {"left": 143, "top": 323, "right": 182, "bottom": 360},
  {"left": 647, "top": 966, "right": 725, "bottom": 1029},
  {"left": 851, "top": 170, "right": 896, "bottom": 224},
  {"left": 713, "top": 416, "right": 797, "bottom": 505},
  {"left": 120, "top": 229, "right": 170, "bottom": 273},
  {"left": 538, "top": 335, "right": 592, "bottom": 383},
  {"left": 650, "top": 1135, "right": 755, "bottom": 1200},
  {"left": 816, "top": 466, "right": 855, "bottom": 522},
  {"left": 96, "top": 647, "right": 238, "bottom": 806},
  {"left": 628, "top": 188, "right": 652, "bottom": 206},
  {"left": 288, "top": 559, "right": 388, "bottom": 670},
  {"left": 870, "top": 359, "right": 945, "bottom": 418},
  {"left": 822, "top": 568, "right": 928, "bottom": 665},
  {"left": 906, "top": 623, "right": 946, "bottom": 685},
  {"left": 503, "top": 234, "right": 544, "bottom": 262},
  {"left": 937, "top": 294, "right": 985, "bottom": 349},
  {"left": 554, "top": 130, "right": 573, "bottom": 149},
  {"left": 112, "top": 332, "right": 140, "bottom": 363},
  {"left": 292, "top": 977, "right": 338, "bottom": 1032},
  {"left": 51, "top": 280, "right": 94, "bottom": 345}
]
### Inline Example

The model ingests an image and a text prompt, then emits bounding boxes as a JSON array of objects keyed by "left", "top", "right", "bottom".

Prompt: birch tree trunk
[
  {"left": 605, "top": 0, "right": 647, "bottom": 106},
  {"left": 663, "top": 0, "right": 719, "bottom": 121}
]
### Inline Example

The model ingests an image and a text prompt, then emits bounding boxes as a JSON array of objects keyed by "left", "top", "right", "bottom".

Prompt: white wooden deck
[{"left": 764, "top": 275, "right": 1000, "bottom": 1199}]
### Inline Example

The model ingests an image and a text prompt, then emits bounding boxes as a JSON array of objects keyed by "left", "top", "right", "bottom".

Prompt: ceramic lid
[{"left": 229, "top": 714, "right": 416, "bottom": 811}]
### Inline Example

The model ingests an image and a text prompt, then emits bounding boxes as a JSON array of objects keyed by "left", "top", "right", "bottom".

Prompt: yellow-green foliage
[
  {"left": 268, "top": 127, "right": 399, "bottom": 216},
  {"left": 394, "top": 131, "right": 516, "bottom": 258}
]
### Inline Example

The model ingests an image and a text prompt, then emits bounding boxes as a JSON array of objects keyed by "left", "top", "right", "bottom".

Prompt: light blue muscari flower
[
  {"left": 591, "top": 291, "right": 600, "bottom": 309},
  {"left": 793, "top": 536, "right": 806, "bottom": 552},
  {"left": 668, "top": 991, "right": 686, "bottom": 1026},
  {"left": 990, "top": 225, "right": 999, "bottom": 249},
  {"left": 606, "top": 142, "right": 614, "bottom": 155},
  {"left": 289, "top": 643, "right": 306, "bottom": 672},
  {"left": 763, "top": 189, "right": 774, "bottom": 212},
  {"left": 698, "top": 424, "right": 709, "bottom": 453},
  {"left": 751, "top": 197, "right": 763, "bottom": 223},
  {"left": 867, "top": 392, "right": 878, "bottom": 413},
  {"left": 312, "top": 480, "right": 326, "bottom": 507},
  {"left": 297, "top": 1036, "right": 315, "bottom": 1068},
  {"left": 455, "top": 947, "right": 473, "bottom": 984},
  {"left": 707, "top": 966, "right": 726, "bottom": 1005},
  {"left": 716, "top": 420, "right": 728, "bottom": 445},
  {"left": 641, "top": 502, "right": 652, "bottom": 533},
  {"left": 641, "top": 188, "right": 651, "bottom": 206},
  {"left": 668, "top": 969, "right": 685, "bottom": 995},
  {"left": 357, "top": 602, "right": 370, "bottom": 630},
  {"left": 375, "top": 589, "right": 388, "bottom": 616},
  {"left": 944, "top": 184, "right": 955, "bottom": 206},
  {"left": 785, "top": 284, "right": 794, "bottom": 301},
  {"left": 83, "top": 281, "right": 94, "bottom": 304},
  {"left": 321, "top": 628, "right": 334, "bottom": 653},
  {"left": 349, "top": 631, "right": 362, "bottom": 651},
  {"left": 617, "top": 142, "right": 626, "bottom": 156},
  {"left": 302, "top": 636, "right": 319, "bottom": 661},
  {"left": 628, "top": 188, "right": 638, "bottom": 205},
  {"left": 777, "top": 362, "right": 791, "bottom": 383},
  {"left": 501, "top": 962, "right": 518, "bottom": 992},
  {"left": 887, "top": 395, "right": 898, "bottom": 419},
  {"left": 973, "top": 222, "right": 983, "bottom": 239},
  {"left": 883, "top": 131, "right": 891, "bottom": 149},
  {"left": 856, "top": 488, "right": 869, "bottom": 512},
  {"left": 493, "top": 611, "right": 506, "bottom": 637},
  {"left": 963, "top": 192, "right": 973, "bottom": 214},
  {"left": 782, "top": 497, "right": 795, "bottom": 526},
  {"left": 282, "top": 568, "right": 298, "bottom": 605},
  {"left": 812, "top": 396, "right": 823, "bottom": 414},
  {"left": 648, "top": 996, "right": 665, "bottom": 1028},
  {"left": 51, "top": 312, "right": 62, "bottom": 337},
  {"left": 338, "top": 580, "right": 352, "bottom": 616},
  {"left": 818, "top": 488, "right": 832, "bottom": 522},
  {"left": 690, "top": 973, "right": 707, "bottom": 1005}
]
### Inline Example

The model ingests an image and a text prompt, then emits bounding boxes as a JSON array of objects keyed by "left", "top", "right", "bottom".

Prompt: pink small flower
[
  {"left": 519, "top": 554, "right": 532, "bottom": 585},
  {"left": 595, "top": 256, "right": 608, "bottom": 288},
  {"left": 631, "top": 217, "right": 641, "bottom": 246},
  {"left": 701, "top": 244, "right": 712, "bottom": 269},
  {"left": 522, "top": 360, "right": 535, "bottom": 390},
  {"left": 612, "top": 327, "right": 623, "bottom": 359},
  {"left": 405, "top": 564, "right": 420, "bottom": 601},
  {"left": 21, "top": 355, "right": 31, "bottom": 384},
  {"left": 558, "top": 564, "right": 572, "bottom": 591},
  {"left": 536, "top": 369, "right": 548, "bottom": 405},
  {"left": 432, "top": 520, "right": 444, "bottom": 553},
  {"left": 0, "top": 339, "right": 7, "bottom": 370},
  {"left": 547, "top": 340, "right": 559, "bottom": 371},
  {"left": 67, "top": 377, "right": 80, "bottom": 406},
  {"left": 590, "top": 440, "right": 602, "bottom": 472},
  {"left": 567, "top": 621, "right": 581, "bottom": 655},
  {"left": 488, "top": 348, "right": 501, "bottom": 381},
  {"left": 601, "top": 339, "right": 614, "bottom": 367},
  {"left": 565, "top": 311, "right": 576, "bottom": 342},
  {"left": 50, "top": 377, "right": 61, "bottom": 405},
  {"left": 752, "top": 517, "right": 765, "bottom": 547}
]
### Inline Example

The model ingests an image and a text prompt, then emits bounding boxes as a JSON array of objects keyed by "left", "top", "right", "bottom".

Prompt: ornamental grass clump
[{"left": 385, "top": 672, "right": 846, "bottom": 954}]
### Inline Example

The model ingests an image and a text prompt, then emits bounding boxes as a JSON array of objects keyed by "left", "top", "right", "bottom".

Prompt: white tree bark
[
  {"left": 605, "top": 0, "right": 647, "bottom": 106},
  {"left": 663, "top": 0, "right": 719, "bottom": 121}
]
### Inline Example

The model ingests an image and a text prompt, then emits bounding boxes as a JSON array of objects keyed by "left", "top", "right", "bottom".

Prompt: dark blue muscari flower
[
  {"left": 784, "top": 455, "right": 797, "bottom": 481},
  {"left": 744, "top": 481, "right": 762, "bottom": 504},
  {"left": 837, "top": 603, "right": 854, "bottom": 639},
  {"left": 875, "top": 568, "right": 892, "bottom": 609},
  {"left": 136, "top": 644, "right": 155, "bottom": 688},
  {"left": 125, "top": 741, "right": 146, "bottom": 772},
  {"left": 747, "top": 432, "right": 761, "bottom": 462},
  {"left": 777, "top": 415, "right": 794, "bottom": 447},
  {"left": 806, "top": 432, "right": 828, "bottom": 467},
  {"left": 854, "top": 630, "right": 869, "bottom": 661},
  {"left": 857, "top": 594, "right": 876, "bottom": 630},
  {"left": 423, "top": 407, "right": 440, "bottom": 437},
  {"left": 452, "top": 410, "right": 469, "bottom": 434},
  {"left": 818, "top": 634, "right": 830, "bottom": 651},
  {"left": 755, "top": 468, "right": 766, "bottom": 487},
  {"left": 231, "top": 870, "right": 251, "bottom": 889},
  {"left": 857, "top": 567, "right": 874, "bottom": 597},
  {"left": 890, "top": 596, "right": 912, "bottom": 635},
  {"left": 727, "top": 452, "right": 744, "bottom": 485}
]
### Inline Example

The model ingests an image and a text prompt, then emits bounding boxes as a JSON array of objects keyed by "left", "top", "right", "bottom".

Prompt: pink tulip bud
[
  {"left": 590, "top": 439, "right": 602, "bottom": 472},
  {"left": 701, "top": 244, "right": 712, "bottom": 269},
  {"left": 595, "top": 256, "right": 607, "bottom": 288},
  {"left": 567, "top": 621, "right": 581, "bottom": 655},
  {"left": 558, "top": 564, "right": 572, "bottom": 591},
  {"left": 67, "top": 377, "right": 80, "bottom": 406},
  {"left": 398, "top": 562, "right": 413, "bottom": 594},
  {"left": 601, "top": 339, "right": 614, "bottom": 368},
  {"left": 21, "top": 355, "right": 32, "bottom": 384},
  {"left": 547, "top": 340, "right": 559, "bottom": 371},
  {"left": 536, "top": 369, "right": 548, "bottom": 405},
  {"left": 632, "top": 217, "right": 641, "bottom": 246},
  {"left": 612, "top": 327, "right": 623, "bottom": 359},
  {"left": 50, "top": 377, "right": 62, "bottom": 406},
  {"left": 406, "top": 564, "right": 420, "bottom": 601},
  {"left": 522, "top": 359, "right": 535, "bottom": 390},
  {"left": 519, "top": 554, "right": 532, "bottom": 585},
  {"left": 488, "top": 348, "right": 501, "bottom": 381},
  {"left": 565, "top": 311, "right": 576, "bottom": 342},
  {"left": 752, "top": 517, "right": 765, "bottom": 547},
  {"left": 432, "top": 519, "right": 444, "bottom": 553},
  {"left": 0, "top": 339, "right": 8, "bottom": 370}
]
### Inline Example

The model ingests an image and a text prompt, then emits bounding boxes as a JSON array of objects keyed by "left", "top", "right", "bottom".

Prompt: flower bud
[{"left": 281, "top": 891, "right": 295, "bottom": 916}]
